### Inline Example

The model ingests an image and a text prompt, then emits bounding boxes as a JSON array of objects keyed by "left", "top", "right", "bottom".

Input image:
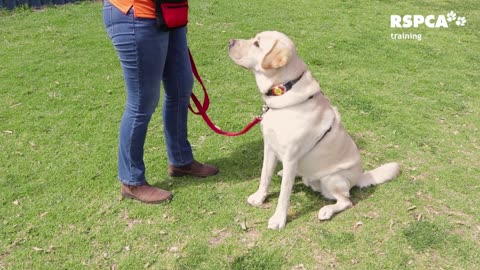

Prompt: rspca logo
[
  {"left": 391, "top": 11, "right": 467, "bottom": 28},
  {"left": 390, "top": 11, "right": 466, "bottom": 41}
]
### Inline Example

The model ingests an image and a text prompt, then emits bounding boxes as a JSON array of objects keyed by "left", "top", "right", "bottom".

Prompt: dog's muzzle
[{"left": 228, "top": 39, "right": 236, "bottom": 50}]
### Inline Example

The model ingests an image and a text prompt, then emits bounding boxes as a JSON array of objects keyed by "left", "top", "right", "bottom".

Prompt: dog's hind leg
[
  {"left": 318, "top": 175, "right": 353, "bottom": 220},
  {"left": 248, "top": 144, "right": 277, "bottom": 206}
]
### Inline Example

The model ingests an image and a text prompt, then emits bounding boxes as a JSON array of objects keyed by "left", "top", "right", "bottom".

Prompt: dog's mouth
[
  {"left": 227, "top": 40, "right": 240, "bottom": 60},
  {"left": 228, "top": 39, "right": 236, "bottom": 50}
]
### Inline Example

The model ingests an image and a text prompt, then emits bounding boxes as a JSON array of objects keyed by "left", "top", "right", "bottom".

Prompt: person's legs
[
  {"left": 103, "top": 1, "right": 171, "bottom": 202},
  {"left": 107, "top": 8, "right": 168, "bottom": 185},
  {"left": 162, "top": 27, "right": 194, "bottom": 167},
  {"left": 162, "top": 28, "right": 219, "bottom": 177},
  {"left": 104, "top": 1, "right": 217, "bottom": 185}
]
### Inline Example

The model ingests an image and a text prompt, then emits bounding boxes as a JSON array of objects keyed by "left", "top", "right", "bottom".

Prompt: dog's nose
[{"left": 228, "top": 39, "right": 236, "bottom": 49}]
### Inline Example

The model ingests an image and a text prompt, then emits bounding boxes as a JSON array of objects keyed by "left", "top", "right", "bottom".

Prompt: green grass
[{"left": 1, "top": 0, "right": 479, "bottom": 269}]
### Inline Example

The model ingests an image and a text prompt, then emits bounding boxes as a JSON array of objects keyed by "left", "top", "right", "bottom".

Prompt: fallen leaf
[
  {"left": 209, "top": 228, "right": 231, "bottom": 247},
  {"left": 353, "top": 221, "right": 363, "bottom": 230},
  {"left": 47, "top": 245, "right": 55, "bottom": 252},
  {"left": 125, "top": 219, "right": 142, "bottom": 230},
  {"left": 293, "top": 263, "right": 306, "bottom": 269},
  {"left": 240, "top": 219, "right": 248, "bottom": 231},
  {"left": 389, "top": 219, "right": 395, "bottom": 229},
  {"left": 407, "top": 206, "right": 417, "bottom": 211},
  {"left": 364, "top": 211, "right": 379, "bottom": 219},
  {"left": 32, "top": 246, "right": 55, "bottom": 253}
]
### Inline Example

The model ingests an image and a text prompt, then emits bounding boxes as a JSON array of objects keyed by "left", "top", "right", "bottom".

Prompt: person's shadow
[{"left": 163, "top": 139, "right": 265, "bottom": 187}]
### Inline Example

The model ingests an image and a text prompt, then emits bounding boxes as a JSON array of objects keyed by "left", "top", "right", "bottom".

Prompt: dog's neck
[
  {"left": 254, "top": 59, "right": 322, "bottom": 109},
  {"left": 255, "top": 57, "right": 307, "bottom": 93}
]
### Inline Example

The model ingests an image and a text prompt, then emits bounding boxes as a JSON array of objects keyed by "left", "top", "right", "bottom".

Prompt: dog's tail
[{"left": 356, "top": 162, "right": 400, "bottom": 188}]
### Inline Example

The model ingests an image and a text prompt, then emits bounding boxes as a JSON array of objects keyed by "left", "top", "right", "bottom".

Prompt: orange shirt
[{"left": 109, "top": 0, "right": 156, "bottom": 19}]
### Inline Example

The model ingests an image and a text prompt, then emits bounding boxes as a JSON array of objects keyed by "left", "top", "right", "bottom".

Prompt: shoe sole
[{"left": 168, "top": 169, "right": 219, "bottom": 178}]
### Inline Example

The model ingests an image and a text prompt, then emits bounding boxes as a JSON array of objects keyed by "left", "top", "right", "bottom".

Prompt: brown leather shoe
[
  {"left": 168, "top": 160, "right": 219, "bottom": 177},
  {"left": 121, "top": 183, "right": 172, "bottom": 204}
]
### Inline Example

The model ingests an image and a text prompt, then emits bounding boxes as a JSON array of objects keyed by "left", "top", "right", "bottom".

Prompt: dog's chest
[{"left": 261, "top": 108, "right": 319, "bottom": 152}]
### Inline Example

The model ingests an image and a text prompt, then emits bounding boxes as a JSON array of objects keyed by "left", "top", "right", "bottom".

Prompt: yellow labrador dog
[{"left": 228, "top": 31, "right": 400, "bottom": 230}]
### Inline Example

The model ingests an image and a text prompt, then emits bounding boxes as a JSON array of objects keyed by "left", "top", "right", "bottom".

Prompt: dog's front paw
[
  {"left": 268, "top": 214, "right": 287, "bottom": 230},
  {"left": 247, "top": 191, "right": 266, "bottom": 206},
  {"left": 318, "top": 206, "right": 334, "bottom": 220}
]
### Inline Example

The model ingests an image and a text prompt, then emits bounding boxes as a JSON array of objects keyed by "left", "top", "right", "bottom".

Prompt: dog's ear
[{"left": 261, "top": 40, "right": 291, "bottom": 69}]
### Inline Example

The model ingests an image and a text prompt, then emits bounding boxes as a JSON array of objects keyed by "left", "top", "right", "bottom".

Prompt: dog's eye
[{"left": 253, "top": 41, "right": 260, "bottom": 47}]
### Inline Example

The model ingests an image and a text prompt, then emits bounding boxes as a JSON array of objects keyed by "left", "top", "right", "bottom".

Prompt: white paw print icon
[
  {"left": 456, "top": 16, "right": 467, "bottom": 26},
  {"left": 447, "top": 11, "right": 456, "bottom": 22}
]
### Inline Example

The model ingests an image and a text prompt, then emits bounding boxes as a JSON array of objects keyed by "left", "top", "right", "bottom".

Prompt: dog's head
[{"left": 228, "top": 31, "right": 296, "bottom": 72}]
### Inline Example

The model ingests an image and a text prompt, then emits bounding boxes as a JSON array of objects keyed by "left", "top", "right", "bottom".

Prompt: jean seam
[
  {"left": 172, "top": 45, "right": 192, "bottom": 167},
  {"left": 106, "top": 6, "right": 112, "bottom": 38},
  {"left": 174, "top": 59, "right": 185, "bottom": 165},
  {"left": 127, "top": 12, "right": 146, "bottom": 185}
]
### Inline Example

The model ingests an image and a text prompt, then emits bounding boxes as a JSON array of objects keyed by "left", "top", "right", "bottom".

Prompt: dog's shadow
[
  {"left": 260, "top": 176, "right": 376, "bottom": 223},
  {"left": 161, "top": 138, "right": 378, "bottom": 222}
]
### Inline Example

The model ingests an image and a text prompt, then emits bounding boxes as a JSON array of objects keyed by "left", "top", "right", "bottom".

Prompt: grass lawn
[{"left": 1, "top": 0, "right": 479, "bottom": 269}]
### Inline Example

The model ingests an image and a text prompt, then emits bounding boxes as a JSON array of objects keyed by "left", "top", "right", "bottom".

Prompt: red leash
[{"left": 187, "top": 49, "right": 262, "bottom": 136}]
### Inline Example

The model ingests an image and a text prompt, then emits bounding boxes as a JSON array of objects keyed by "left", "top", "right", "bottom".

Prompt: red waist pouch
[{"left": 153, "top": 0, "right": 188, "bottom": 31}]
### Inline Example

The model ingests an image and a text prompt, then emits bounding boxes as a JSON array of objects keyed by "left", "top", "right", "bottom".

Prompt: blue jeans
[{"left": 103, "top": 1, "right": 194, "bottom": 186}]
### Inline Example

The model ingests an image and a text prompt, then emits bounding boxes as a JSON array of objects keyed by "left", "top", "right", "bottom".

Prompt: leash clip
[{"left": 259, "top": 104, "right": 269, "bottom": 119}]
